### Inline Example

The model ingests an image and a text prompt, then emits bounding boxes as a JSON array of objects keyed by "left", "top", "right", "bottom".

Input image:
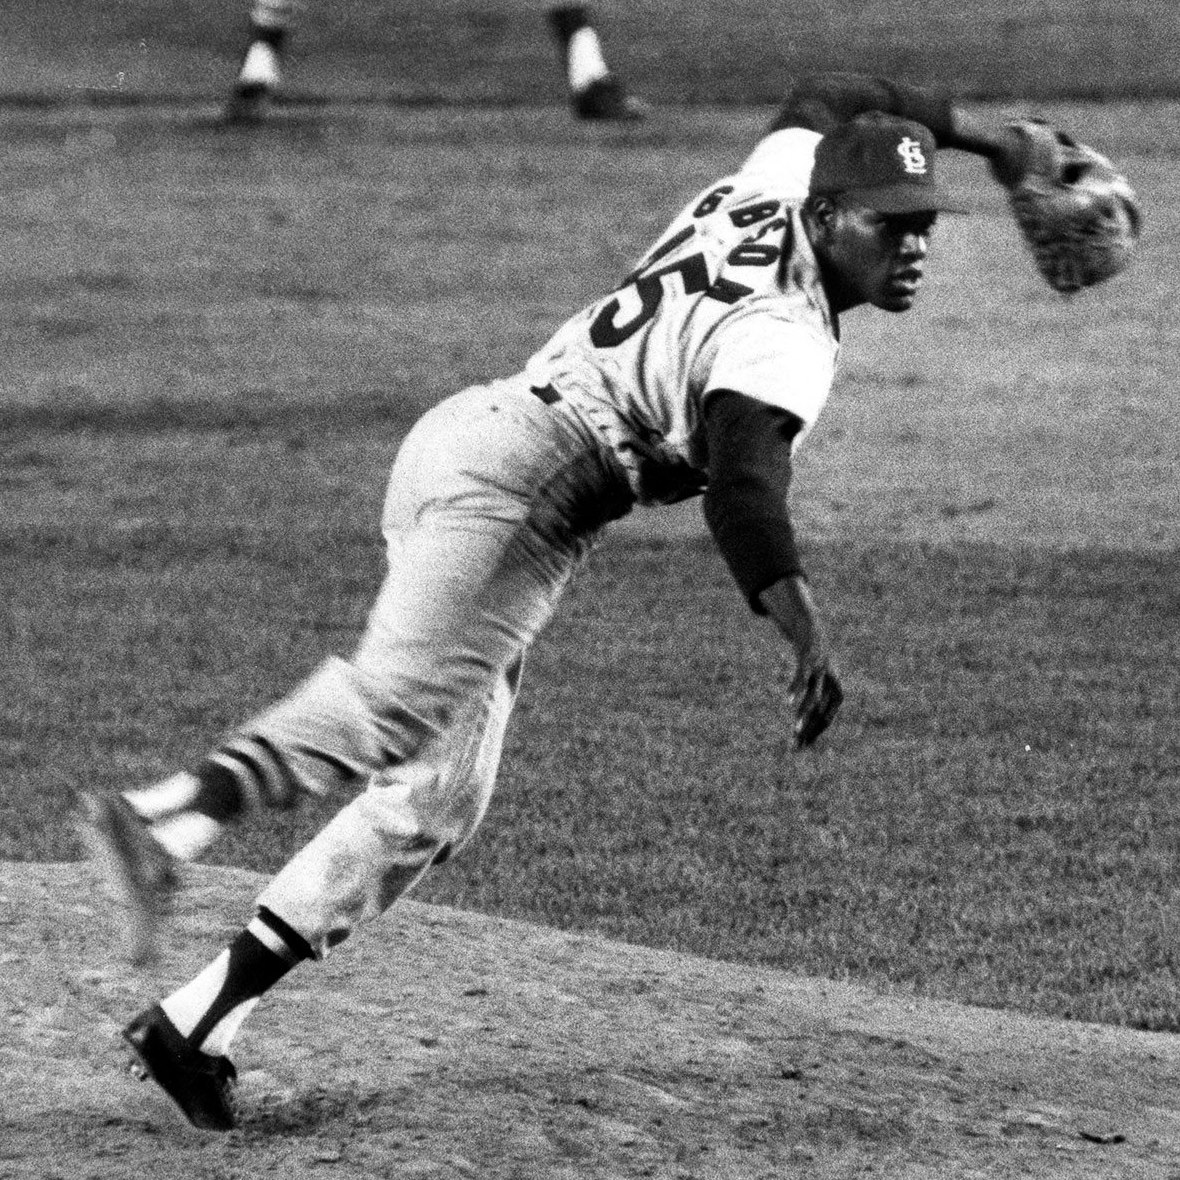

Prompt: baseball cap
[{"left": 809, "top": 111, "right": 965, "bottom": 214}]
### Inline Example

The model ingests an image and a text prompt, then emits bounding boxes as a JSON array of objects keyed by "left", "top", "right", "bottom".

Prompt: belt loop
[{"left": 530, "top": 383, "right": 561, "bottom": 405}]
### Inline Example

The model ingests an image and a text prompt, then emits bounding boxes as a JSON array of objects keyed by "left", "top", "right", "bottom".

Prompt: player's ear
[{"left": 805, "top": 194, "right": 839, "bottom": 242}]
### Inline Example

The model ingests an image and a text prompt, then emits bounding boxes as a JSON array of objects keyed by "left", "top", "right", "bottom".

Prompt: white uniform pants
[{"left": 246, "top": 377, "right": 632, "bottom": 956}]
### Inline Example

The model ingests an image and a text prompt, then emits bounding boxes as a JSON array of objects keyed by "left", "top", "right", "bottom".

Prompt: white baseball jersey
[{"left": 523, "top": 127, "right": 837, "bottom": 505}]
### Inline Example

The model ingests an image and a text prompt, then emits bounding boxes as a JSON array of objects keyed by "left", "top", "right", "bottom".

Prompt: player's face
[{"left": 823, "top": 203, "right": 938, "bottom": 313}]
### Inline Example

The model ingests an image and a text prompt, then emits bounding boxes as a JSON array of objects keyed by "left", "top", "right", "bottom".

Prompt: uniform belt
[{"left": 529, "top": 383, "right": 562, "bottom": 405}]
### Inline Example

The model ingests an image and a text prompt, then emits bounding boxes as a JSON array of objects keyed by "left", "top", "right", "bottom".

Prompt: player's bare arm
[{"left": 701, "top": 389, "right": 843, "bottom": 748}]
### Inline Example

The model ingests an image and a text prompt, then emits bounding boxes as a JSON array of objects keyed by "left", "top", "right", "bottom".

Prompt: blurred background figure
[
  {"left": 223, "top": 0, "right": 291, "bottom": 123},
  {"left": 547, "top": 4, "right": 645, "bottom": 121},
  {"left": 221, "top": 1, "right": 644, "bottom": 124}
]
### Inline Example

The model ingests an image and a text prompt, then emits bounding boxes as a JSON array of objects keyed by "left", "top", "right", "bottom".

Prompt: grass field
[{"left": 2, "top": 93, "right": 1177, "bottom": 1040}]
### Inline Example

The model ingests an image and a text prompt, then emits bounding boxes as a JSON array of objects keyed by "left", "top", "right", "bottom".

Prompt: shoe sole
[{"left": 77, "top": 793, "right": 175, "bottom": 965}]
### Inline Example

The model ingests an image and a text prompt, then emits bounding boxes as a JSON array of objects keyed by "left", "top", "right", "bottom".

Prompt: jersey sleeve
[
  {"left": 699, "top": 310, "right": 835, "bottom": 439},
  {"left": 765, "top": 72, "right": 958, "bottom": 143},
  {"left": 738, "top": 127, "right": 822, "bottom": 194}
]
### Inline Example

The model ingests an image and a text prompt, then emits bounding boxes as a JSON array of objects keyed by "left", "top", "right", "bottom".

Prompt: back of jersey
[{"left": 524, "top": 128, "right": 838, "bottom": 504}]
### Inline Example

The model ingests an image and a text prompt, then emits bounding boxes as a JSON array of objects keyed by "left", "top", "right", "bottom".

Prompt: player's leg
[
  {"left": 79, "top": 379, "right": 507, "bottom": 961},
  {"left": 122, "top": 905, "right": 312, "bottom": 1131},
  {"left": 222, "top": 0, "right": 298, "bottom": 123},
  {"left": 183, "top": 382, "right": 628, "bottom": 932},
  {"left": 111, "top": 382, "right": 632, "bottom": 1127},
  {"left": 547, "top": 4, "right": 646, "bottom": 122},
  {"left": 253, "top": 652, "right": 523, "bottom": 956},
  {"left": 77, "top": 390, "right": 510, "bottom": 955},
  {"left": 120, "top": 662, "right": 518, "bottom": 1131},
  {"left": 77, "top": 694, "right": 308, "bottom": 965}
]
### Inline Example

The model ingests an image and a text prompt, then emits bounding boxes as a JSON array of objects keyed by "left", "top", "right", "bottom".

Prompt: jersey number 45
[{"left": 590, "top": 211, "right": 785, "bottom": 348}]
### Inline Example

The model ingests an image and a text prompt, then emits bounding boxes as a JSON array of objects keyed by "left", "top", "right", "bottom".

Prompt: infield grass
[{"left": 2, "top": 103, "right": 1178, "bottom": 1031}]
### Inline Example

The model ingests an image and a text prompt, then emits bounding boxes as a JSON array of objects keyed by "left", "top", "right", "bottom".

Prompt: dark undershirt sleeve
[
  {"left": 701, "top": 389, "right": 807, "bottom": 614},
  {"left": 766, "top": 71, "right": 958, "bottom": 147}
]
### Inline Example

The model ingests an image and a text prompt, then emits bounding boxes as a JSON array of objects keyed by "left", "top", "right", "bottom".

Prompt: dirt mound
[{"left": 2, "top": 861, "right": 1178, "bottom": 1178}]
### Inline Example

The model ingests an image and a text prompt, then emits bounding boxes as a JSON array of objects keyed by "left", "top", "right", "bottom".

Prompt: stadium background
[{"left": 3, "top": 0, "right": 1179, "bottom": 106}]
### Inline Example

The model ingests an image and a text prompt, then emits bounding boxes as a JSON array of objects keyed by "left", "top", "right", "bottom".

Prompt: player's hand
[
  {"left": 759, "top": 574, "right": 845, "bottom": 749},
  {"left": 787, "top": 655, "right": 844, "bottom": 749}
]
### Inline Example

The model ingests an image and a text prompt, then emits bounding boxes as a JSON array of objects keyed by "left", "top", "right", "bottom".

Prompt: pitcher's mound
[{"left": 2, "top": 860, "right": 1178, "bottom": 1178}]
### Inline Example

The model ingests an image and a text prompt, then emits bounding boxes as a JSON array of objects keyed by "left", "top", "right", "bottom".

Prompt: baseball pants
[{"left": 237, "top": 376, "right": 632, "bottom": 957}]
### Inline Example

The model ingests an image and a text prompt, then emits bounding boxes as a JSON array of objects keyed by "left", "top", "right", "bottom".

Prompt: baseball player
[
  {"left": 78, "top": 71, "right": 1130, "bottom": 1131},
  {"left": 223, "top": 1, "right": 643, "bottom": 123}
]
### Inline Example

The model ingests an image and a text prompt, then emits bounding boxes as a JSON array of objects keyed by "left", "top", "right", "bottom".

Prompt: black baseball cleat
[
  {"left": 123, "top": 1004, "right": 239, "bottom": 1132},
  {"left": 220, "top": 81, "right": 274, "bottom": 126},
  {"left": 571, "top": 75, "right": 646, "bottom": 122},
  {"left": 76, "top": 790, "right": 179, "bottom": 965}
]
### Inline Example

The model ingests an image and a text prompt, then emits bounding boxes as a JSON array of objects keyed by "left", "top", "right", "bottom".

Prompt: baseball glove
[{"left": 1000, "top": 119, "right": 1140, "bottom": 293}]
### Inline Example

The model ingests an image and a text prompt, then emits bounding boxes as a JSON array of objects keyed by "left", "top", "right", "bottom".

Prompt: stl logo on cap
[{"left": 897, "top": 137, "right": 928, "bottom": 175}]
